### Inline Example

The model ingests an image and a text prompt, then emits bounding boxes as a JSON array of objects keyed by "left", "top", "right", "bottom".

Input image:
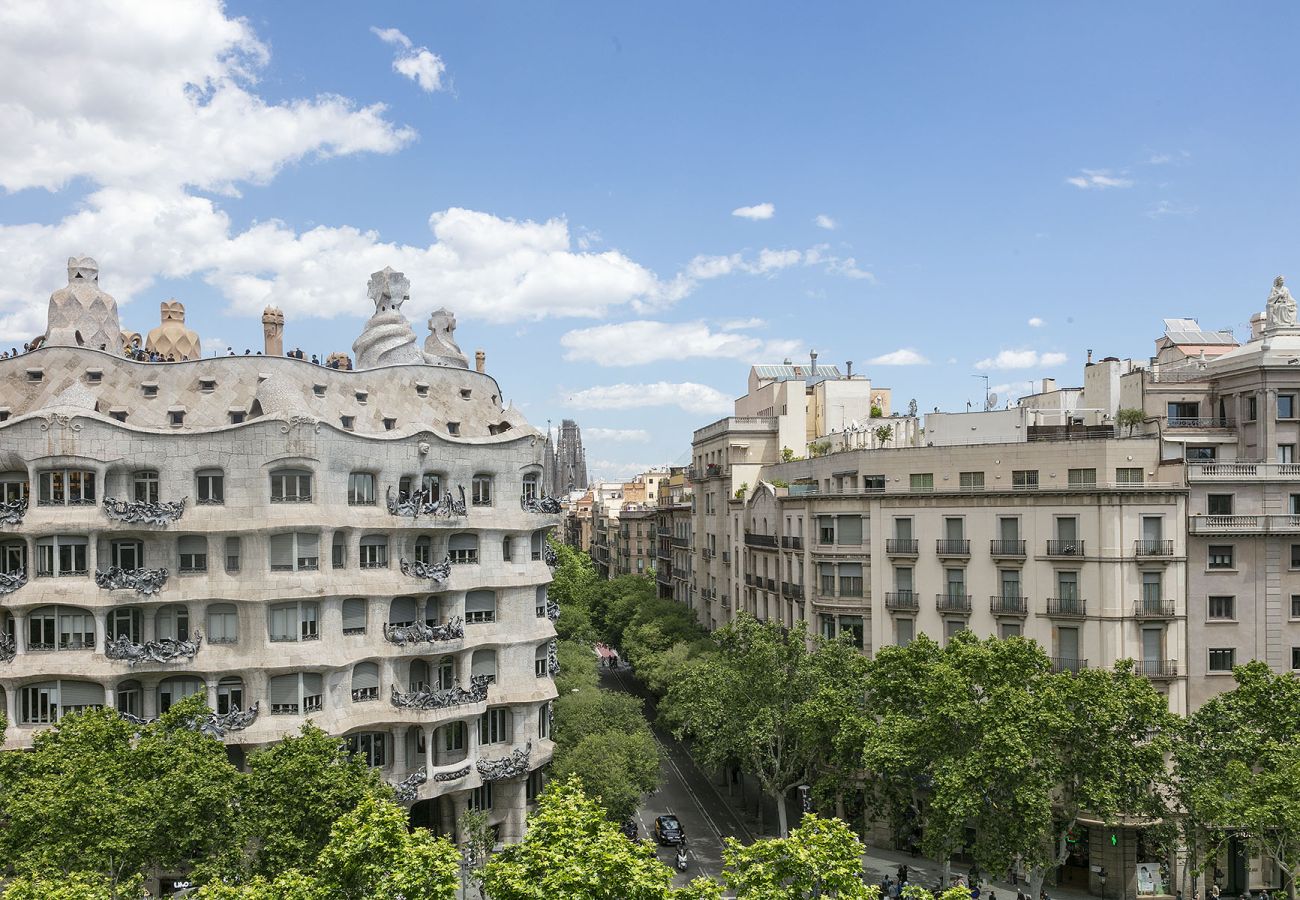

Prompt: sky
[{"left": 3, "top": 1, "right": 1300, "bottom": 481}]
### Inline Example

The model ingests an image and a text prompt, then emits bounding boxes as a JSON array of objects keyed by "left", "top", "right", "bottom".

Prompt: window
[
  {"left": 168, "top": 410, "right": 185, "bottom": 427},
  {"left": 1283, "top": 445, "right": 1297, "bottom": 465},
  {"left": 472, "top": 475, "right": 493, "bottom": 506},
  {"left": 1293, "top": 595, "right": 1300, "bottom": 619},
  {"left": 1207, "top": 494, "right": 1234, "bottom": 516},
  {"left": 37, "top": 469, "right": 96, "bottom": 505},
  {"left": 531, "top": 531, "right": 546, "bottom": 561},
  {"left": 216, "top": 677, "right": 244, "bottom": 714},
  {"left": 896, "top": 618, "right": 914, "bottom": 647},
  {"left": 228, "top": 410, "right": 246, "bottom": 425},
  {"left": 107, "top": 607, "right": 142, "bottom": 642},
  {"left": 178, "top": 535, "right": 207, "bottom": 572},
  {"left": 1067, "top": 468, "right": 1096, "bottom": 488},
  {"left": 1248, "top": 396, "right": 1258, "bottom": 420},
  {"left": 1116, "top": 467, "right": 1145, "bottom": 484},
  {"left": 414, "top": 535, "right": 432, "bottom": 565},
  {"left": 132, "top": 471, "right": 159, "bottom": 503},
  {"left": 1208, "top": 596, "right": 1235, "bottom": 620},
  {"left": 837, "top": 515, "right": 863, "bottom": 545},
  {"left": 225, "top": 536, "right": 241, "bottom": 573},
  {"left": 465, "top": 590, "right": 497, "bottom": 624},
  {"left": 269, "top": 601, "right": 319, "bottom": 642},
  {"left": 502, "top": 536, "right": 513, "bottom": 562},
  {"left": 111, "top": 539, "right": 143, "bottom": 570},
  {"left": 340, "top": 415, "right": 354, "bottom": 431},
  {"left": 839, "top": 563, "right": 863, "bottom": 597},
  {"left": 522, "top": 473, "right": 540, "bottom": 504},
  {"left": 838, "top": 615, "right": 864, "bottom": 650},
  {"left": 1012, "top": 470, "right": 1039, "bottom": 490},
  {"left": 207, "top": 603, "right": 238, "bottom": 643},
  {"left": 345, "top": 732, "right": 386, "bottom": 766},
  {"left": 959, "top": 471, "right": 984, "bottom": 491},
  {"left": 389, "top": 596, "right": 419, "bottom": 629},
  {"left": 820, "top": 614, "right": 836, "bottom": 640},
  {"left": 116, "top": 680, "right": 142, "bottom": 718},
  {"left": 348, "top": 472, "right": 376, "bottom": 505},
  {"left": 1208, "top": 648, "right": 1236, "bottom": 673},
  {"left": 35, "top": 536, "right": 88, "bottom": 577},
  {"left": 479, "top": 707, "right": 511, "bottom": 745},
  {"left": 0, "top": 473, "right": 28, "bottom": 503},
  {"left": 819, "top": 562, "right": 835, "bottom": 595},
  {"left": 342, "top": 598, "right": 367, "bottom": 635},
  {"left": 999, "top": 622, "right": 1021, "bottom": 639},
  {"left": 1141, "top": 571, "right": 1162, "bottom": 612},
  {"left": 471, "top": 648, "right": 497, "bottom": 684},
  {"left": 156, "top": 605, "right": 190, "bottom": 641},
  {"left": 351, "top": 661, "right": 380, "bottom": 702},
  {"left": 382, "top": 417, "right": 396, "bottom": 431},
  {"left": 1208, "top": 545, "right": 1234, "bottom": 570},
  {"left": 449, "top": 532, "right": 479, "bottom": 565},
  {"left": 269, "top": 469, "right": 312, "bottom": 503},
  {"left": 818, "top": 516, "right": 835, "bottom": 545},
  {"left": 447, "top": 421, "right": 460, "bottom": 436},
  {"left": 909, "top": 473, "right": 934, "bottom": 492},
  {"left": 358, "top": 534, "right": 388, "bottom": 569},
  {"left": 332, "top": 532, "right": 347, "bottom": 569},
  {"left": 141, "top": 383, "right": 156, "bottom": 397},
  {"left": 1293, "top": 544, "right": 1300, "bottom": 570},
  {"left": 21, "top": 681, "right": 104, "bottom": 724},
  {"left": 158, "top": 677, "right": 203, "bottom": 714},
  {"left": 1057, "top": 571, "right": 1080, "bottom": 604},
  {"left": 1, "top": 541, "right": 24, "bottom": 574},
  {"left": 1293, "top": 648, "right": 1300, "bottom": 671},
  {"left": 538, "top": 703, "right": 551, "bottom": 740},
  {"left": 535, "top": 644, "right": 549, "bottom": 677},
  {"left": 196, "top": 469, "right": 224, "bottom": 504},
  {"left": 268, "top": 532, "right": 319, "bottom": 571},
  {"left": 468, "top": 784, "right": 493, "bottom": 812},
  {"left": 536, "top": 586, "right": 549, "bottom": 618},
  {"left": 1281, "top": 395, "right": 1296, "bottom": 419},
  {"left": 945, "top": 567, "right": 966, "bottom": 599},
  {"left": 863, "top": 474, "right": 885, "bottom": 492}
]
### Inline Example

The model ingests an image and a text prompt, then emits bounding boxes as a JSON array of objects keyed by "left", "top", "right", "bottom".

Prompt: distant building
[{"left": 547, "top": 419, "right": 588, "bottom": 497}]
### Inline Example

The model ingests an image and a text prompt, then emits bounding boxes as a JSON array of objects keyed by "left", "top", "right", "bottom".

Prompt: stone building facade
[{"left": 0, "top": 260, "right": 558, "bottom": 855}]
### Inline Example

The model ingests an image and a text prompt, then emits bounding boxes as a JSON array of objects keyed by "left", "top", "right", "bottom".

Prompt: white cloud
[
  {"left": 588, "top": 460, "right": 663, "bottom": 482},
  {"left": 975, "top": 349, "right": 1068, "bottom": 370},
  {"left": 1146, "top": 200, "right": 1198, "bottom": 219},
  {"left": 565, "top": 382, "right": 733, "bottom": 415},
  {"left": 561, "top": 320, "right": 800, "bottom": 366},
  {"left": 1146, "top": 150, "right": 1190, "bottom": 165},
  {"left": 732, "top": 203, "right": 775, "bottom": 221},
  {"left": 1027, "top": 316, "right": 1045, "bottom": 327},
  {"left": 686, "top": 245, "right": 874, "bottom": 284},
  {"left": 1064, "top": 169, "right": 1133, "bottom": 190},
  {"left": 371, "top": 26, "right": 448, "bottom": 93},
  {"left": 720, "top": 317, "right": 766, "bottom": 330},
  {"left": 583, "top": 427, "right": 651, "bottom": 443},
  {"left": 814, "top": 214, "right": 836, "bottom": 230},
  {"left": 867, "top": 348, "right": 929, "bottom": 366}
]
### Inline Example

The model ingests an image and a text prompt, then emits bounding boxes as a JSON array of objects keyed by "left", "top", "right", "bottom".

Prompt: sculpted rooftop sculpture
[
  {"left": 424, "top": 308, "right": 468, "bottom": 368},
  {"left": 1266, "top": 275, "right": 1298, "bottom": 331},
  {"left": 45, "top": 257, "right": 123, "bottom": 350},
  {"left": 145, "top": 300, "right": 201, "bottom": 360},
  {"left": 352, "top": 267, "right": 424, "bottom": 368}
]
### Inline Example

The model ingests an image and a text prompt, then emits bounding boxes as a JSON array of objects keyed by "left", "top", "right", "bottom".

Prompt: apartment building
[
  {"left": 654, "top": 467, "right": 694, "bottom": 603},
  {"left": 0, "top": 260, "right": 557, "bottom": 860}
]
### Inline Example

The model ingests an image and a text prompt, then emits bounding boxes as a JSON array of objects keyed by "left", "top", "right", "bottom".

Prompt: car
[{"left": 654, "top": 814, "right": 685, "bottom": 846}]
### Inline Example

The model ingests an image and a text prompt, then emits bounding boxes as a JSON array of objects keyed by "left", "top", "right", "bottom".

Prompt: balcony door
[
  {"left": 1056, "top": 626, "right": 1079, "bottom": 668},
  {"left": 1142, "top": 627, "right": 1162, "bottom": 669}
]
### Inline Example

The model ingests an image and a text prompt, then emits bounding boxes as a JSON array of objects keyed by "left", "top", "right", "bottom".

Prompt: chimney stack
[
  {"left": 810, "top": 349, "right": 818, "bottom": 376},
  {"left": 475, "top": 349, "right": 486, "bottom": 373},
  {"left": 846, "top": 360, "right": 853, "bottom": 378},
  {"left": 1086, "top": 348, "right": 1094, "bottom": 365},
  {"left": 261, "top": 306, "right": 284, "bottom": 356}
]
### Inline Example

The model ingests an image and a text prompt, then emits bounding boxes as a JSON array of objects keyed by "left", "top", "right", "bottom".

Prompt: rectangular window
[
  {"left": 225, "top": 536, "right": 241, "bottom": 573},
  {"left": 1292, "top": 544, "right": 1300, "bottom": 569},
  {"left": 468, "top": 784, "right": 493, "bottom": 812},
  {"left": 479, "top": 708, "right": 511, "bottom": 745},
  {"left": 208, "top": 606, "right": 238, "bottom": 643},
  {"left": 909, "top": 473, "right": 934, "bottom": 492},
  {"left": 1057, "top": 570, "right": 1079, "bottom": 603},
  {"left": 359, "top": 538, "right": 388, "bottom": 569},
  {"left": 1116, "top": 467, "right": 1145, "bottom": 484},
  {"left": 502, "top": 537, "right": 513, "bottom": 562},
  {"left": 1293, "top": 648, "right": 1300, "bottom": 671},
  {"left": 838, "top": 563, "right": 863, "bottom": 598},
  {"left": 1283, "top": 445, "right": 1297, "bottom": 465},
  {"left": 818, "top": 516, "right": 835, "bottom": 545},
  {"left": 196, "top": 471, "right": 224, "bottom": 504},
  {"left": 178, "top": 536, "right": 207, "bottom": 572},
  {"left": 959, "top": 471, "right": 984, "bottom": 491},
  {"left": 837, "top": 515, "right": 863, "bottom": 545},
  {"left": 896, "top": 618, "right": 914, "bottom": 647},
  {"left": 348, "top": 472, "right": 376, "bottom": 505},
  {"left": 1208, "top": 545, "right": 1234, "bottom": 569},
  {"left": 472, "top": 475, "right": 493, "bottom": 507},
  {"left": 133, "top": 471, "right": 159, "bottom": 503},
  {"left": 36, "top": 536, "right": 88, "bottom": 577},
  {"left": 1208, "top": 648, "right": 1236, "bottom": 672},
  {"left": 838, "top": 615, "right": 864, "bottom": 650},
  {"left": 111, "top": 539, "right": 142, "bottom": 570},
  {"left": 1208, "top": 596, "right": 1235, "bottom": 620},
  {"left": 1067, "top": 468, "right": 1097, "bottom": 488},
  {"left": 37, "top": 470, "right": 96, "bottom": 505},
  {"left": 819, "top": 562, "right": 835, "bottom": 596},
  {"left": 863, "top": 474, "right": 885, "bottom": 492},
  {"left": 1185, "top": 446, "right": 1216, "bottom": 461},
  {"left": 1207, "top": 494, "right": 1234, "bottom": 516},
  {"left": 1248, "top": 396, "right": 1258, "bottom": 420},
  {"left": 999, "top": 622, "right": 1021, "bottom": 639},
  {"left": 269, "top": 532, "right": 319, "bottom": 572},
  {"left": 1293, "top": 595, "right": 1300, "bottom": 619},
  {"left": 819, "top": 614, "right": 835, "bottom": 640},
  {"left": 1281, "top": 395, "right": 1296, "bottom": 419},
  {"left": 1012, "top": 470, "right": 1039, "bottom": 490},
  {"left": 270, "top": 470, "right": 312, "bottom": 503}
]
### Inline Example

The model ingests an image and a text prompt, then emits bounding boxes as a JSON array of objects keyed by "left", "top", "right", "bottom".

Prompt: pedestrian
[
  {"left": 898, "top": 865, "right": 909, "bottom": 884},
  {"left": 227, "top": 347, "right": 234, "bottom": 355},
  {"left": 1017, "top": 889, "right": 1027, "bottom": 900}
]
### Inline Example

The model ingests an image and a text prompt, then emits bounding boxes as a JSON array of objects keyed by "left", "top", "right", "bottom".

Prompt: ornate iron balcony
[
  {"left": 102, "top": 497, "right": 186, "bottom": 525},
  {"left": 1046, "top": 540, "right": 1085, "bottom": 557},
  {"left": 392, "top": 767, "right": 427, "bottom": 804},
  {"left": 935, "top": 540, "right": 970, "bottom": 556},
  {"left": 989, "top": 540, "right": 1026, "bottom": 556},
  {"left": 105, "top": 632, "right": 202, "bottom": 666},
  {"left": 0, "top": 632, "right": 14, "bottom": 663},
  {"left": 521, "top": 495, "right": 562, "bottom": 514},
  {"left": 546, "top": 598, "right": 560, "bottom": 622},
  {"left": 95, "top": 566, "right": 168, "bottom": 595},
  {"left": 1046, "top": 597, "right": 1088, "bottom": 618},
  {"left": 0, "top": 496, "right": 27, "bottom": 526},
  {"left": 936, "top": 593, "right": 972, "bottom": 613},
  {"left": 351, "top": 687, "right": 379, "bottom": 702},
  {"left": 477, "top": 741, "right": 532, "bottom": 782},
  {"left": 386, "top": 485, "right": 466, "bottom": 518},
  {"left": 1133, "top": 600, "right": 1176, "bottom": 619},
  {"left": 885, "top": 591, "right": 919, "bottom": 611},
  {"left": 0, "top": 568, "right": 26, "bottom": 595},
  {"left": 390, "top": 675, "right": 491, "bottom": 711},
  {"left": 399, "top": 555, "right": 453, "bottom": 584},
  {"left": 383, "top": 616, "right": 465, "bottom": 645}
]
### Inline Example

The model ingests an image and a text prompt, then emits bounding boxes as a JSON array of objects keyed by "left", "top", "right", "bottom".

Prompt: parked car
[{"left": 654, "top": 814, "right": 685, "bottom": 846}]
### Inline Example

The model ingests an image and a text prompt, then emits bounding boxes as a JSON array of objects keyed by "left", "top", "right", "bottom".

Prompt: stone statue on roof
[
  {"left": 1267, "top": 275, "right": 1297, "bottom": 330},
  {"left": 423, "top": 307, "right": 468, "bottom": 368},
  {"left": 352, "top": 267, "right": 424, "bottom": 369},
  {"left": 45, "top": 256, "right": 122, "bottom": 350}
]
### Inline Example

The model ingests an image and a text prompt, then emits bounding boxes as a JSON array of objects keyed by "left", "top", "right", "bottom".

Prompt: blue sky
[{"left": 2, "top": 2, "right": 1299, "bottom": 480}]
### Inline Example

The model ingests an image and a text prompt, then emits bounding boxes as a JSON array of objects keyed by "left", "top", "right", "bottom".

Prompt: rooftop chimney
[
  {"left": 475, "top": 349, "right": 486, "bottom": 373},
  {"left": 846, "top": 360, "right": 853, "bottom": 378},
  {"left": 1086, "top": 349, "right": 1093, "bottom": 365},
  {"left": 810, "top": 349, "right": 818, "bottom": 376}
]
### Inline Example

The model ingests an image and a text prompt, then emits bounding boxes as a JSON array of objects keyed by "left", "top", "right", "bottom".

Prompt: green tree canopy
[{"left": 722, "top": 815, "right": 874, "bottom": 898}]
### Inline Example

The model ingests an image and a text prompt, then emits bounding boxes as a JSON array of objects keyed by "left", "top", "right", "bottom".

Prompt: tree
[
  {"left": 722, "top": 815, "right": 875, "bottom": 898},
  {"left": 1117, "top": 407, "right": 1145, "bottom": 435},
  {"left": 870, "top": 405, "right": 883, "bottom": 418},
  {"left": 666, "top": 615, "right": 824, "bottom": 836},
  {"left": 2, "top": 873, "right": 144, "bottom": 900},
  {"left": 1176, "top": 662, "right": 1300, "bottom": 900},
  {"left": 240, "top": 722, "right": 389, "bottom": 877},
  {"left": 480, "top": 777, "right": 718, "bottom": 900},
  {"left": 781, "top": 446, "right": 797, "bottom": 462},
  {"left": 0, "top": 697, "right": 243, "bottom": 893},
  {"left": 312, "top": 795, "right": 460, "bottom": 900},
  {"left": 461, "top": 807, "right": 497, "bottom": 900},
  {"left": 798, "top": 635, "right": 873, "bottom": 822},
  {"left": 551, "top": 729, "right": 662, "bottom": 823},
  {"left": 872, "top": 424, "right": 893, "bottom": 444}
]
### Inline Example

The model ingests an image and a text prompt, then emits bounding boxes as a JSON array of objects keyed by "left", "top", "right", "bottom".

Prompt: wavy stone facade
[{"left": 0, "top": 267, "right": 558, "bottom": 845}]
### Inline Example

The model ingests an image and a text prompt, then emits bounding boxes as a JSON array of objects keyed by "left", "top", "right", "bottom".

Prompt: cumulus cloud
[
  {"left": 720, "top": 317, "right": 766, "bottom": 330},
  {"left": 975, "top": 350, "right": 1069, "bottom": 370},
  {"left": 583, "top": 427, "right": 651, "bottom": 443},
  {"left": 1065, "top": 169, "right": 1133, "bottom": 190},
  {"left": 565, "top": 382, "right": 733, "bottom": 415},
  {"left": 1027, "top": 317, "right": 1045, "bottom": 328},
  {"left": 371, "top": 25, "right": 448, "bottom": 93},
  {"left": 561, "top": 320, "right": 800, "bottom": 366},
  {"left": 814, "top": 214, "right": 837, "bottom": 230},
  {"left": 867, "top": 348, "right": 929, "bottom": 366},
  {"left": 732, "top": 203, "right": 775, "bottom": 221},
  {"left": 686, "top": 245, "right": 874, "bottom": 283}
]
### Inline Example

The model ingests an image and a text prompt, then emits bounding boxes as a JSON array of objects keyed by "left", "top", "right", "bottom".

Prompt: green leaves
[{"left": 722, "top": 815, "right": 875, "bottom": 898}]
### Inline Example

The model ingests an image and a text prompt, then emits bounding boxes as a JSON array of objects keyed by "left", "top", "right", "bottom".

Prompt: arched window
[
  {"left": 465, "top": 590, "right": 496, "bottom": 625},
  {"left": 449, "top": 532, "right": 478, "bottom": 565},
  {"left": 342, "top": 598, "right": 367, "bottom": 635},
  {"left": 345, "top": 732, "right": 387, "bottom": 767},
  {"left": 471, "top": 648, "right": 497, "bottom": 684},
  {"left": 207, "top": 603, "right": 238, "bottom": 644},
  {"left": 269, "top": 468, "right": 312, "bottom": 503},
  {"left": 389, "top": 596, "right": 419, "bottom": 628},
  {"left": 157, "top": 676, "right": 203, "bottom": 713},
  {"left": 217, "top": 676, "right": 244, "bottom": 714},
  {"left": 115, "top": 679, "right": 142, "bottom": 718},
  {"left": 351, "top": 661, "right": 380, "bottom": 702},
  {"left": 535, "top": 643, "right": 549, "bottom": 677},
  {"left": 521, "top": 472, "right": 540, "bottom": 504},
  {"left": 268, "top": 532, "right": 319, "bottom": 572},
  {"left": 107, "top": 607, "right": 142, "bottom": 642},
  {"left": 178, "top": 536, "right": 207, "bottom": 572},
  {"left": 414, "top": 535, "right": 432, "bottom": 565},
  {"left": 409, "top": 659, "right": 430, "bottom": 691},
  {"left": 28, "top": 605, "right": 94, "bottom": 650},
  {"left": 437, "top": 655, "right": 455, "bottom": 690},
  {"left": 359, "top": 534, "right": 388, "bottom": 569},
  {"left": 21, "top": 679, "right": 105, "bottom": 724},
  {"left": 268, "top": 673, "right": 323, "bottom": 715},
  {"left": 156, "top": 605, "right": 190, "bottom": 642}
]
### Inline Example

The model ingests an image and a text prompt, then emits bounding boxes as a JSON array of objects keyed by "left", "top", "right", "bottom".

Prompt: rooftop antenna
[
  {"left": 987, "top": 392, "right": 1000, "bottom": 411},
  {"left": 971, "top": 374, "right": 990, "bottom": 411}
]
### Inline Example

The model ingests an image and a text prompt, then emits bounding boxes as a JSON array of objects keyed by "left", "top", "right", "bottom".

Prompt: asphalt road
[{"left": 600, "top": 663, "right": 753, "bottom": 887}]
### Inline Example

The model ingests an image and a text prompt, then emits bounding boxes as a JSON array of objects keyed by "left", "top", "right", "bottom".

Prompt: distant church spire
[{"left": 550, "top": 419, "right": 588, "bottom": 496}]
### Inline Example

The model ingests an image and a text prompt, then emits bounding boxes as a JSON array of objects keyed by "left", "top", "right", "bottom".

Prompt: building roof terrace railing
[{"left": 692, "top": 416, "right": 779, "bottom": 443}]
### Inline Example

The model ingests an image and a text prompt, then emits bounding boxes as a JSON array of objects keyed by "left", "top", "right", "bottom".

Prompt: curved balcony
[
  {"left": 101, "top": 497, "right": 186, "bottom": 526},
  {"left": 94, "top": 566, "right": 168, "bottom": 596}
]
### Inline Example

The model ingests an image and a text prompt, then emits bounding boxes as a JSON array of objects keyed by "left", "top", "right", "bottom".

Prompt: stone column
[
  {"left": 1262, "top": 390, "right": 1276, "bottom": 461},
  {"left": 4, "top": 687, "right": 17, "bottom": 731},
  {"left": 424, "top": 724, "right": 435, "bottom": 773},
  {"left": 206, "top": 681, "right": 219, "bottom": 710},
  {"left": 14, "top": 612, "right": 25, "bottom": 653},
  {"left": 457, "top": 651, "right": 473, "bottom": 687}
]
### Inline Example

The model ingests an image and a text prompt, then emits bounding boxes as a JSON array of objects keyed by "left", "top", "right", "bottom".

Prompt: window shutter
[
  {"left": 59, "top": 680, "right": 104, "bottom": 707},
  {"left": 268, "top": 674, "right": 297, "bottom": 706},
  {"left": 179, "top": 535, "right": 206, "bottom": 555},
  {"left": 388, "top": 596, "right": 418, "bottom": 623},
  {"left": 268, "top": 534, "right": 292, "bottom": 569},
  {"left": 342, "top": 598, "right": 366, "bottom": 630},
  {"left": 351, "top": 661, "right": 379, "bottom": 691},
  {"left": 296, "top": 532, "right": 319, "bottom": 558},
  {"left": 465, "top": 591, "right": 496, "bottom": 616},
  {"left": 837, "top": 516, "right": 863, "bottom": 545},
  {"left": 471, "top": 650, "right": 496, "bottom": 679},
  {"left": 302, "top": 673, "right": 323, "bottom": 696},
  {"left": 839, "top": 562, "right": 863, "bottom": 578},
  {"left": 449, "top": 533, "right": 476, "bottom": 552}
]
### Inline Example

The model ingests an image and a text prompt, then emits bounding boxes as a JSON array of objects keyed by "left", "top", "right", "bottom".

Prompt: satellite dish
[{"left": 986, "top": 393, "right": 999, "bottom": 410}]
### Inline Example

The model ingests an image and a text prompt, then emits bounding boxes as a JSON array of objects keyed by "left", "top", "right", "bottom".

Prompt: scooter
[{"left": 675, "top": 840, "right": 689, "bottom": 872}]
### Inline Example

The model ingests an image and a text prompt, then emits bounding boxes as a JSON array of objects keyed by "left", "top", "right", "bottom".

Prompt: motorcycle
[{"left": 675, "top": 840, "right": 688, "bottom": 872}]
